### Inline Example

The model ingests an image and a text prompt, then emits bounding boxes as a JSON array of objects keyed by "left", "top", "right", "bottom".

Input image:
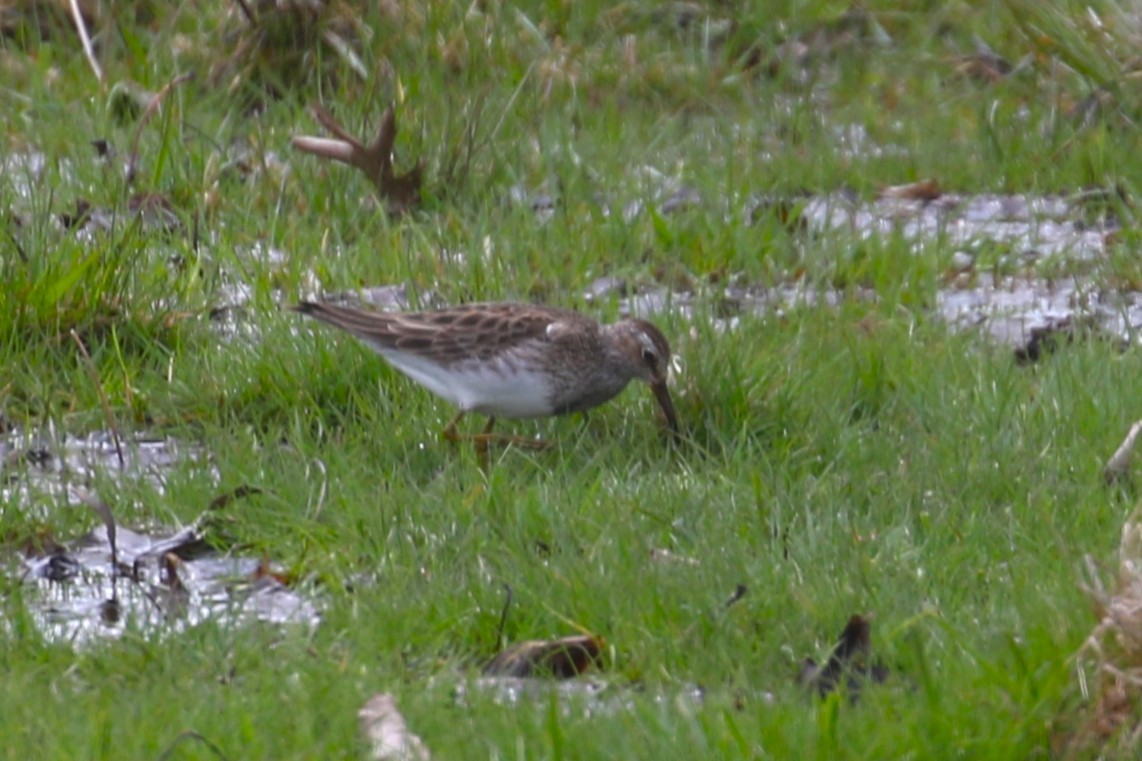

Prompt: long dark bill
[{"left": 651, "top": 381, "right": 680, "bottom": 440}]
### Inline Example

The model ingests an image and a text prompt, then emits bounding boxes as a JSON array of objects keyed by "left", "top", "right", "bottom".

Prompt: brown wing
[{"left": 293, "top": 302, "right": 596, "bottom": 363}]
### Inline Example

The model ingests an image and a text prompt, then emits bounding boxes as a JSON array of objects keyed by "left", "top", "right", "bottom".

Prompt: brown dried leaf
[
  {"left": 800, "top": 614, "right": 888, "bottom": 698},
  {"left": 952, "top": 53, "right": 1013, "bottom": 83},
  {"left": 878, "top": 179, "right": 942, "bottom": 202},
  {"left": 950, "top": 38, "right": 1015, "bottom": 83},
  {"left": 483, "top": 635, "right": 605, "bottom": 679}
]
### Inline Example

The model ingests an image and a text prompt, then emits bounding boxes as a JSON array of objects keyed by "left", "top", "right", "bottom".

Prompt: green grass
[{"left": 2, "top": 0, "right": 1141, "bottom": 758}]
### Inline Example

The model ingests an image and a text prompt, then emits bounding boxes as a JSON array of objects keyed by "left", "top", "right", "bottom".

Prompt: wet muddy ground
[
  {"left": 601, "top": 182, "right": 1136, "bottom": 355},
  {"left": 3, "top": 146, "right": 1136, "bottom": 645},
  {"left": 2, "top": 431, "right": 318, "bottom": 645}
]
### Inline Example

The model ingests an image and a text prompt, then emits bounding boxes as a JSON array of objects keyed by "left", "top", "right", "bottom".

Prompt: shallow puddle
[
  {"left": 600, "top": 179, "right": 1134, "bottom": 352},
  {"left": 9, "top": 508, "right": 321, "bottom": 646},
  {"left": 3, "top": 429, "right": 203, "bottom": 496},
  {"left": 2, "top": 431, "right": 320, "bottom": 645}
]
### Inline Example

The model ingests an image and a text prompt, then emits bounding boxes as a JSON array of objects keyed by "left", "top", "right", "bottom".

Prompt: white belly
[{"left": 376, "top": 350, "right": 555, "bottom": 418}]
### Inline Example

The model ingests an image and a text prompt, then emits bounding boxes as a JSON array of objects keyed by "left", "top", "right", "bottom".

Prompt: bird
[{"left": 292, "top": 300, "right": 679, "bottom": 451}]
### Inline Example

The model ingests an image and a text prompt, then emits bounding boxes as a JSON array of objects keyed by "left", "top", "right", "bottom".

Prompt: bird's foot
[{"left": 441, "top": 414, "right": 552, "bottom": 457}]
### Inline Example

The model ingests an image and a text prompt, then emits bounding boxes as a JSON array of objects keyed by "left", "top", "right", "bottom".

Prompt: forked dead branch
[{"left": 292, "top": 103, "right": 423, "bottom": 215}]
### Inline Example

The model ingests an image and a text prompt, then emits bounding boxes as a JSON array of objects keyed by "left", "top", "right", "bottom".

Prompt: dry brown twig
[
  {"left": 291, "top": 103, "right": 423, "bottom": 215},
  {"left": 68, "top": 0, "right": 102, "bottom": 82},
  {"left": 69, "top": 329, "right": 124, "bottom": 470},
  {"left": 1105, "top": 421, "right": 1142, "bottom": 485}
]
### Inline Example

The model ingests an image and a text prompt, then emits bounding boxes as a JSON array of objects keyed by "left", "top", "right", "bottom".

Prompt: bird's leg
[
  {"left": 478, "top": 433, "right": 553, "bottom": 451},
  {"left": 442, "top": 412, "right": 552, "bottom": 452},
  {"left": 441, "top": 411, "right": 467, "bottom": 445},
  {"left": 471, "top": 417, "right": 554, "bottom": 451},
  {"left": 475, "top": 417, "right": 495, "bottom": 471}
]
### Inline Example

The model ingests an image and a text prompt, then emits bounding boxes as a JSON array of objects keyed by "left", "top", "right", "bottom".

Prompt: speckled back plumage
[
  {"left": 295, "top": 302, "right": 598, "bottom": 365},
  {"left": 292, "top": 299, "right": 679, "bottom": 435}
]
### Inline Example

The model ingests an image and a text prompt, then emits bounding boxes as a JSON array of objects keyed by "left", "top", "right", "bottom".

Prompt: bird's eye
[{"left": 642, "top": 348, "right": 658, "bottom": 367}]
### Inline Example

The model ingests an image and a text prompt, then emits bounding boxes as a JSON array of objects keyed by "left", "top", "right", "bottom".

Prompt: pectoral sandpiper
[{"left": 292, "top": 300, "right": 679, "bottom": 450}]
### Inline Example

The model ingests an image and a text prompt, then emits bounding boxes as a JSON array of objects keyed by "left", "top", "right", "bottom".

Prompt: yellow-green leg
[{"left": 441, "top": 412, "right": 552, "bottom": 452}]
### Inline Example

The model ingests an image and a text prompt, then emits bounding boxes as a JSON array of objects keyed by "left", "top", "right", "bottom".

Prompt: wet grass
[{"left": 2, "top": 0, "right": 1142, "bottom": 758}]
